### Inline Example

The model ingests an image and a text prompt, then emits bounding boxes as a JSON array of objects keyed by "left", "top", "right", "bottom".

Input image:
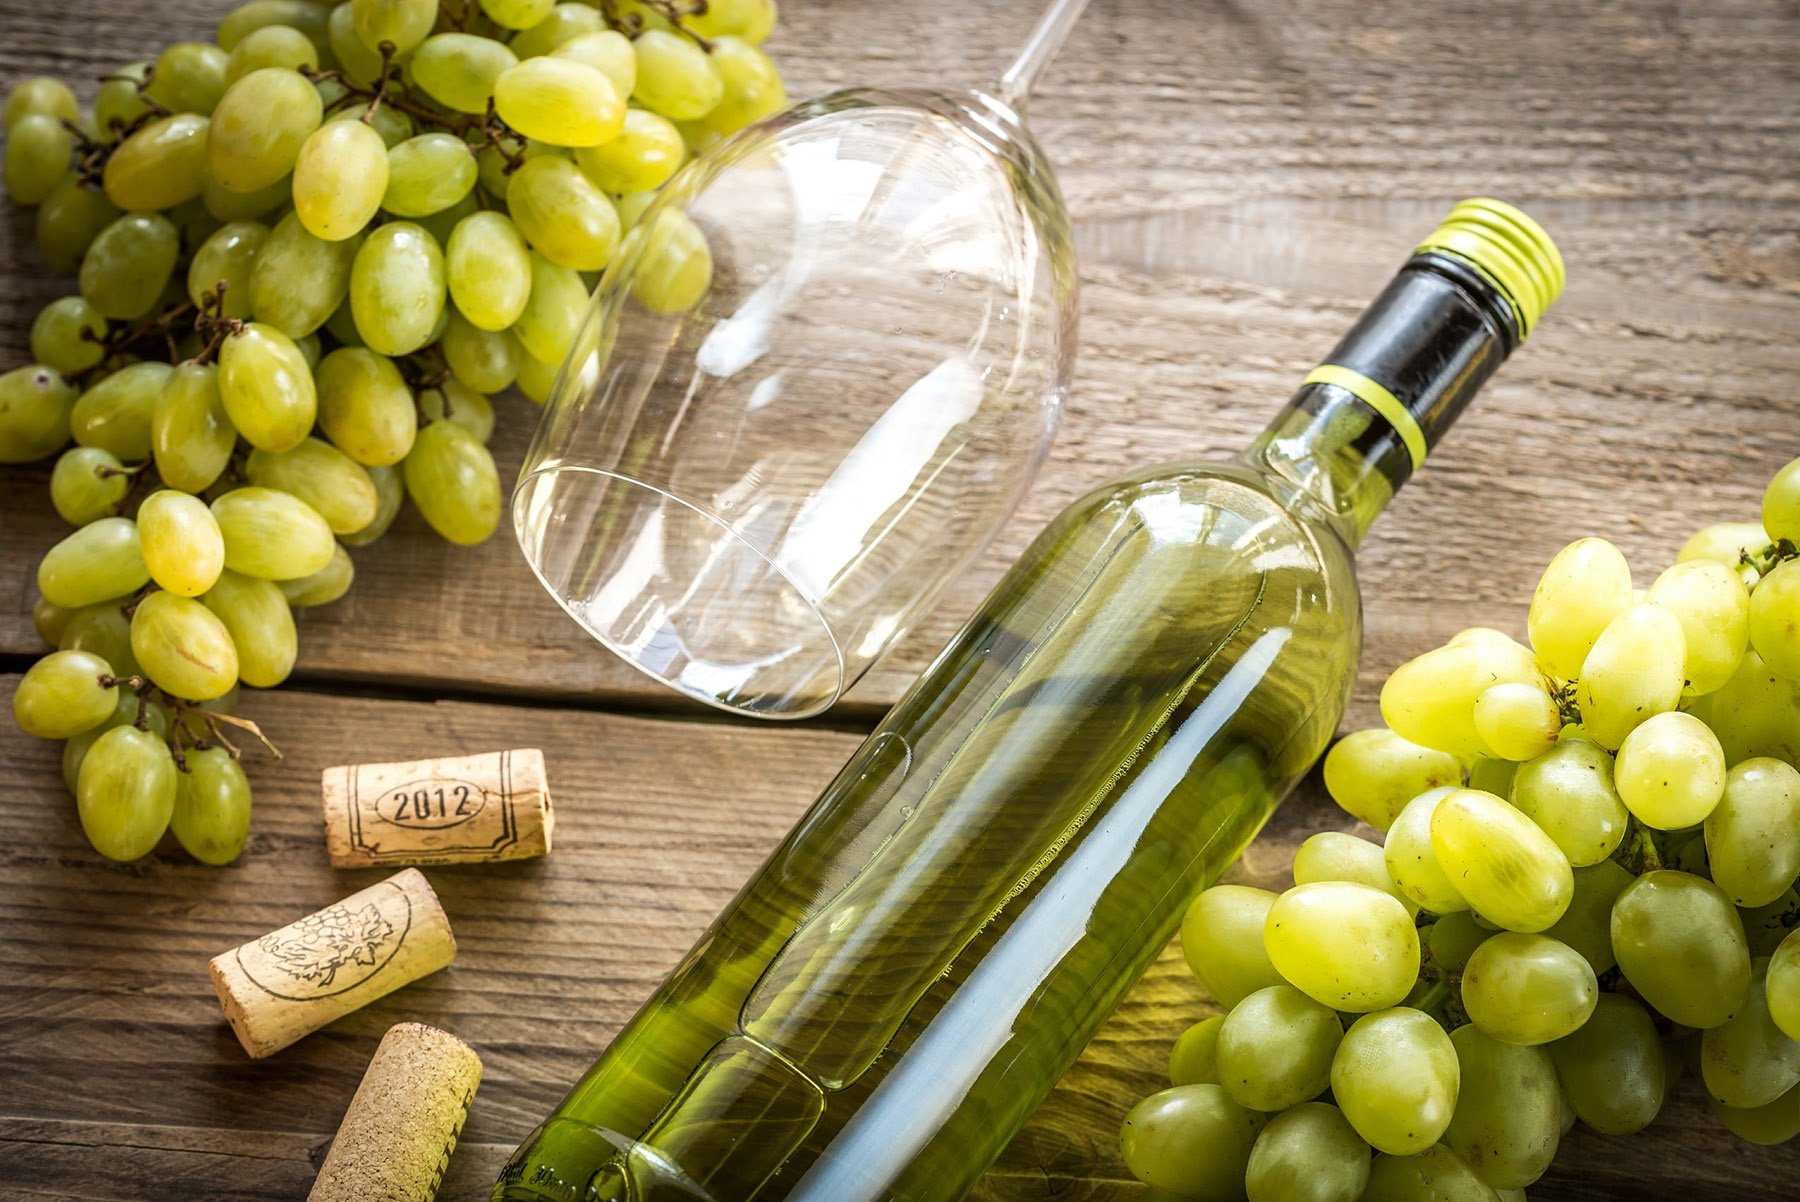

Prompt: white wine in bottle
[{"left": 496, "top": 199, "right": 1566, "bottom": 1202}]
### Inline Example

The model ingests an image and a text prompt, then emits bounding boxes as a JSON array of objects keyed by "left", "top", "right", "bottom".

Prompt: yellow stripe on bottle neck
[{"left": 1303, "top": 364, "right": 1429, "bottom": 471}]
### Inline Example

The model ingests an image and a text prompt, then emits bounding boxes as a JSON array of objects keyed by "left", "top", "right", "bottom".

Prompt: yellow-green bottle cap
[{"left": 1415, "top": 198, "right": 1565, "bottom": 338}]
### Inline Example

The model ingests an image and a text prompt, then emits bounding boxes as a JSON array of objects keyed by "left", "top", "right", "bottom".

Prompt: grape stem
[
  {"left": 1616, "top": 820, "right": 1664, "bottom": 876},
  {"left": 600, "top": 0, "right": 714, "bottom": 49},
  {"left": 69, "top": 69, "right": 169, "bottom": 185},
  {"left": 204, "top": 711, "right": 283, "bottom": 761}
]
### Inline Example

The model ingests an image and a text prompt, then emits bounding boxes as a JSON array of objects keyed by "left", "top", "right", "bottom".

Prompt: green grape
[
  {"left": 314, "top": 346, "right": 417, "bottom": 466},
  {"left": 1216, "top": 985, "right": 1344, "bottom": 1111},
  {"left": 80, "top": 212, "right": 179, "bottom": 319},
  {"left": 327, "top": 101, "right": 415, "bottom": 149},
  {"left": 1292, "top": 830, "right": 1416, "bottom": 916},
  {"left": 615, "top": 189, "right": 657, "bottom": 232},
  {"left": 207, "top": 68, "right": 322, "bottom": 192},
  {"left": 350, "top": 221, "right": 446, "bottom": 355},
  {"left": 70, "top": 361, "right": 172, "bottom": 460},
  {"left": 217, "top": 321, "right": 318, "bottom": 452},
  {"left": 1705, "top": 758, "right": 1800, "bottom": 908},
  {"left": 137, "top": 490, "right": 226, "bottom": 598},
  {"left": 327, "top": 0, "right": 387, "bottom": 84},
  {"left": 151, "top": 363, "right": 237, "bottom": 493},
  {"left": 508, "top": 154, "right": 621, "bottom": 270},
  {"left": 1378, "top": 633, "right": 1545, "bottom": 759},
  {"left": 245, "top": 436, "right": 380, "bottom": 535},
  {"left": 1361, "top": 1146, "right": 1498, "bottom": 1202},
  {"left": 4, "top": 113, "right": 74, "bottom": 205},
  {"left": 130, "top": 590, "right": 239, "bottom": 701},
  {"left": 249, "top": 211, "right": 359, "bottom": 337},
  {"left": 339, "top": 462, "right": 403, "bottom": 546},
  {"left": 171, "top": 195, "right": 225, "bottom": 250},
  {"left": 549, "top": 29, "right": 635, "bottom": 96},
  {"left": 686, "top": 0, "right": 776, "bottom": 42},
  {"left": 513, "top": 347, "right": 561, "bottom": 403},
  {"left": 699, "top": 37, "right": 785, "bottom": 135},
  {"left": 445, "top": 210, "right": 532, "bottom": 331},
  {"left": 629, "top": 207, "right": 713, "bottom": 314},
  {"left": 573, "top": 108, "right": 682, "bottom": 194},
  {"left": 224, "top": 23, "right": 320, "bottom": 84},
  {"left": 1750, "top": 559, "right": 1800, "bottom": 680},
  {"left": 187, "top": 220, "right": 268, "bottom": 317},
  {"left": 1527, "top": 537, "right": 1633, "bottom": 680},
  {"left": 1170, "top": 1015, "right": 1224, "bottom": 1087},
  {"left": 1424, "top": 912, "right": 1487, "bottom": 975},
  {"left": 352, "top": 0, "right": 438, "bottom": 54},
  {"left": 293, "top": 119, "right": 389, "bottom": 240},
  {"left": 145, "top": 42, "right": 230, "bottom": 115},
  {"left": 1679, "top": 520, "right": 1773, "bottom": 568},
  {"left": 1469, "top": 681, "right": 1558, "bottom": 762},
  {"left": 381, "top": 132, "right": 477, "bottom": 216},
  {"left": 279, "top": 542, "right": 354, "bottom": 606},
  {"left": 1181, "top": 884, "right": 1285, "bottom": 1008},
  {"left": 1264, "top": 882, "right": 1419, "bottom": 1013},
  {"left": 1612, "top": 869, "right": 1751, "bottom": 1029},
  {"left": 480, "top": 0, "right": 553, "bottom": 28},
  {"left": 38, "top": 517, "right": 148, "bottom": 608},
  {"left": 630, "top": 29, "right": 723, "bottom": 121},
  {"left": 513, "top": 250, "right": 588, "bottom": 363},
  {"left": 1120, "top": 1084, "right": 1266, "bottom": 1200},
  {"left": 1689, "top": 647, "right": 1800, "bottom": 767},
  {"left": 59, "top": 599, "right": 139, "bottom": 676},
  {"left": 90, "top": 62, "right": 153, "bottom": 138},
  {"left": 1702, "top": 959, "right": 1800, "bottom": 1108},
  {"left": 1708, "top": 1082, "right": 1800, "bottom": 1146},
  {"left": 219, "top": 0, "right": 336, "bottom": 52},
  {"left": 1741, "top": 888, "right": 1800, "bottom": 957},
  {"left": 1545, "top": 858, "right": 1632, "bottom": 974},
  {"left": 418, "top": 379, "right": 496, "bottom": 442},
  {"left": 411, "top": 32, "right": 518, "bottom": 112},
  {"left": 440, "top": 309, "right": 519, "bottom": 394},
  {"left": 1613, "top": 710, "right": 1727, "bottom": 830},
  {"left": 50, "top": 447, "right": 129, "bottom": 526},
  {"left": 1645, "top": 558, "right": 1751, "bottom": 695},
  {"left": 76, "top": 724, "right": 177, "bottom": 861},
  {"left": 1548, "top": 993, "right": 1666, "bottom": 1135},
  {"left": 0, "top": 365, "right": 77, "bottom": 464},
  {"left": 1577, "top": 603, "right": 1688, "bottom": 749},
  {"left": 494, "top": 57, "right": 624, "bottom": 147},
  {"left": 1459, "top": 933, "right": 1596, "bottom": 1046},
  {"left": 201, "top": 170, "right": 288, "bottom": 222},
  {"left": 1507, "top": 738, "right": 1627, "bottom": 868},
  {"left": 1383, "top": 786, "right": 1469, "bottom": 915},
  {"left": 211, "top": 486, "right": 337, "bottom": 580},
  {"left": 34, "top": 596, "right": 75, "bottom": 646},
  {"left": 1464, "top": 756, "right": 1513, "bottom": 800},
  {"left": 61, "top": 688, "right": 168, "bottom": 790},
  {"left": 171, "top": 746, "right": 253, "bottom": 865},
  {"left": 5, "top": 76, "right": 79, "bottom": 130},
  {"left": 507, "top": 3, "right": 605, "bottom": 59},
  {"left": 402, "top": 420, "right": 500, "bottom": 544},
  {"left": 1771, "top": 930, "right": 1800, "bottom": 1041},
  {"left": 1241, "top": 1101, "right": 1368, "bottom": 1202},
  {"left": 1442, "top": 1026, "right": 1559, "bottom": 1190},
  {"left": 1764, "top": 456, "right": 1800, "bottom": 544},
  {"left": 201, "top": 568, "right": 297, "bottom": 688},
  {"left": 36, "top": 175, "right": 121, "bottom": 273},
  {"left": 11, "top": 649, "right": 118, "bottom": 739},
  {"left": 1429, "top": 789, "right": 1571, "bottom": 933},
  {"left": 673, "top": 115, "right": 721, "bottom": 158},
  {"left": 1330, "top": 1008, "right": 1459, "bottom": 1156},
  {"left": 408, "top": 186, "right": 475, "bottom": 249},
  {"left": 99, "top": 113, "right": 206, "bottom": 211}
]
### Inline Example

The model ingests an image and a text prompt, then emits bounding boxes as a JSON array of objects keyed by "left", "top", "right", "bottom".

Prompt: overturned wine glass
[{"left": 512, "top": 0, "right": 1090, "bottom": 718}]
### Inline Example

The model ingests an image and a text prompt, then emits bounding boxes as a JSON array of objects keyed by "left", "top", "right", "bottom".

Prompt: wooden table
[{"left": 3, "top": 1, "right": 1797, "bottom": 1198}]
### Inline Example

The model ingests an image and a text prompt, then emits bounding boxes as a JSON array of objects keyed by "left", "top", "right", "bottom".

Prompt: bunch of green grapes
[
  {"left": 2, "top": 0, "right": 786, "bottom": 865},
  {"left": 1121, "top": 456, "right": 1800, "bottom": 1201}
]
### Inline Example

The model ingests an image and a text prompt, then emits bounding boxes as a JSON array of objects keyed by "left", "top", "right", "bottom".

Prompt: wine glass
[{"left": 512, "top": 0, "right": 1091, "bottom": 719}]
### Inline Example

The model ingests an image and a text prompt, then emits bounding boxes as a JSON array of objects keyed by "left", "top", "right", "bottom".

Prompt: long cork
[
  {"left": 321, "top": 748, "right": 554, "bottom": 869},
  {"left": 307, "top": 1022, "right": 482, "bottom": 1202},
  {"left": 210, "top": 869, "right": 456, "bottom": 1058}
]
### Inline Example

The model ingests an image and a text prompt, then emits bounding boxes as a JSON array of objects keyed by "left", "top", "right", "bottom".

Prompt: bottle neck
[{"left": 1247, "top": 252, "right": 1521, "bottom": 549}]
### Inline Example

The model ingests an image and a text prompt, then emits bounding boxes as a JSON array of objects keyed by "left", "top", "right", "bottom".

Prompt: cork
[
  {"left": 209, "top": 869, "right": 456, "bottom": 1059},
  {"left": 307, "top": 1022, "right": 482, "bottom": 1202},
  {"left": 321, "top": 748, "right": 553, "bottom": 869}
]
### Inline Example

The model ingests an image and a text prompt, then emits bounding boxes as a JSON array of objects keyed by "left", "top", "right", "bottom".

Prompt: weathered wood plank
[
  {"left": 4, "top": 0, "right": 1799, "bottom": 723},
  {"left": 0, "top": 683, "right": 1791, "bottom": 1200}
]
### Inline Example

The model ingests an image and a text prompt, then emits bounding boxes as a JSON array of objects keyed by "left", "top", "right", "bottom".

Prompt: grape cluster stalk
[
  {"left": 1123, "top": 457, "right": 1800, "bottom": 1201},
  {"left": 3, "top": 0, "right": 786, "bottom": 865}
]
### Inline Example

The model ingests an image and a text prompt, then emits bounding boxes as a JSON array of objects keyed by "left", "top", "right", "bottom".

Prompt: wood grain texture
[{"left": 2, "top": 0, "right": 1799, "bottom": 1199}]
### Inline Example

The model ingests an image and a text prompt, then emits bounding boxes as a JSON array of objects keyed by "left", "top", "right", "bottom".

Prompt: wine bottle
[{"left": 495, "top": 199, "right": 1565, "bottom": 1202}]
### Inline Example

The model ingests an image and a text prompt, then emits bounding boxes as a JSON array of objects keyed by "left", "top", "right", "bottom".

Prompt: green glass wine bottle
[{"left": 495, "top": 199, "right": 1565, "bottom": 1202}]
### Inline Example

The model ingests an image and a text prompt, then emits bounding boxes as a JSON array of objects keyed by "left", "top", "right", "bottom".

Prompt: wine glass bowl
[{"left": 512, "top": 85, "right": 1079, "bottom": 717}]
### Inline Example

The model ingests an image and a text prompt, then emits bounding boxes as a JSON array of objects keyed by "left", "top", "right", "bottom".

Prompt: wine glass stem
[{"left": 994, "top": 0, "right": 1092, "bottom": 113}]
